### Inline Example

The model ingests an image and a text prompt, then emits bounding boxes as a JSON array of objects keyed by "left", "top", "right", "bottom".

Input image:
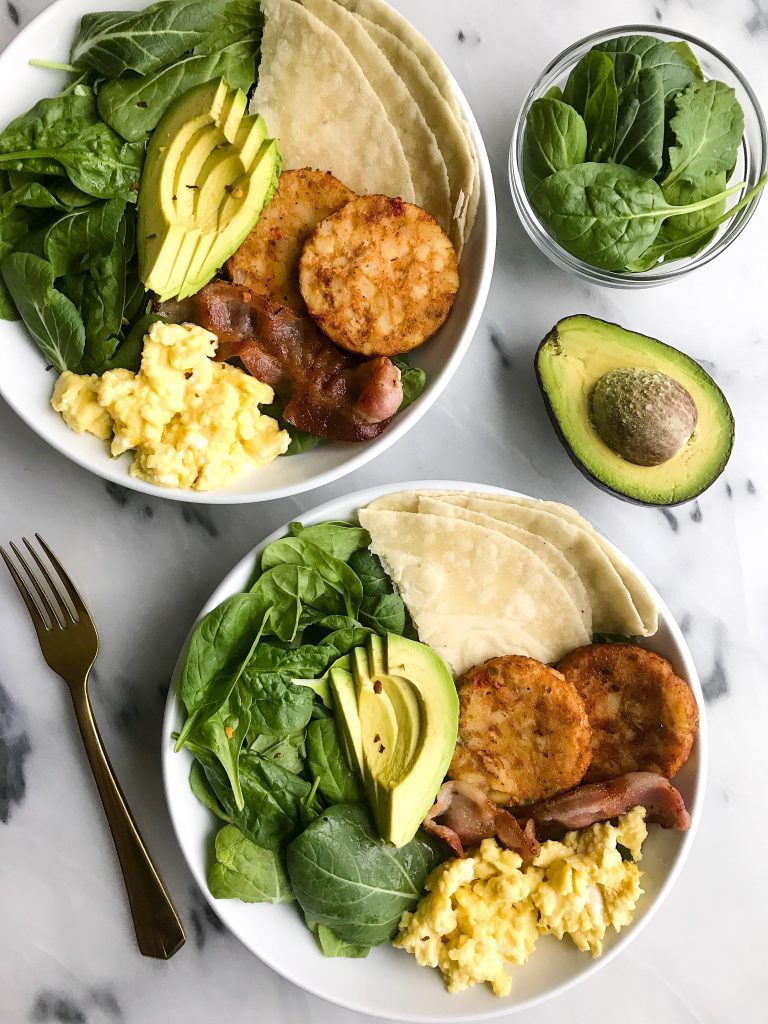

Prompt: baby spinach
[
  {"left": 287, "top": 804, "right": 443, "bottom": 947},
  {"left": 523, "top": 97, "right": 587, "bottom": 191},
  {"left": 612, "top": 67, "right": 665, "bottom": 177},
  {"left": 208, "top": 825, "right": 293, "bottom": 904},
  {"left": 592, "top": 34, "right": 696, "bottom": 102},
  {"left": 305, "top": 915, "right": 370, "bottom": 959},
  {"left": 249, "top": 728, "right": 306, "bottom": 775},
  {"left": 348, "top": 549, "right": 407, "bottom": 635},
  {"left": 669, "top": 40, "right": 703, "bottom": 81},
  {"left": 532, "top": 161, "right": 744, "bottom": 270},
  {"left": 1, "top": 252, "right": 85, "bottom": 370},
  {"left": 70, "top": 0, "right": 228, "bottom": 77},
  {"left": 261, "top": 537, "right": 363, "bottom": 619},
  {"left": 306, "top": 718, "right": 364, "bottom": 805},
  {"left": 240, "top": 642, "right": 327, "bottom": 737},
  {"left": 189, "top": 760, "right": 232, "bottom": 821},
  {"left": 562, "top": 51, "right": 618, "bottom": 162},
  {"left": 287, "top": 521, "right": 370, "bottom": 562},
  {"left": 40, "top": 198, "right": 126, "bottom": 277},
  {"left": 663, "top": 80, "right": 744, "bottom": 187},
  {"left": 392, "top": 355, "right": 427, "bottom": 410}
]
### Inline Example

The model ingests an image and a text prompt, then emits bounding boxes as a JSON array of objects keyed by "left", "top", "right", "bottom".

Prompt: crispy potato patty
[
  {"left": 226, "top": 168, "right": 356, "bottom": 310},
  {"left": 557, "top": 643, "right": 699, "bottom": 782},
  {"left": 299, "top": 194, "right": 459, "bottom": 357},
  {"left": 448, "top": 655, "right": 592, "bottom": 805}
]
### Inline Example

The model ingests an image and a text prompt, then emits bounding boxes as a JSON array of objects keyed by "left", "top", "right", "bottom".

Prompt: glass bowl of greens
[{"left": 509, "top": 26, "right": 767, "bottom": 286}]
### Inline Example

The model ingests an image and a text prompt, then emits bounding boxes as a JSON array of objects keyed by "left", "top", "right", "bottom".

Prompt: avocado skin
[{"left": 534, "top": 315, "right": 735, "bottom": 507}]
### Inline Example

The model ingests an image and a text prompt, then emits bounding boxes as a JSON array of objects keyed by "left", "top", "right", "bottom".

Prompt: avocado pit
[{"left": 589, "top": 367, "right": 698, "bottom": 467}]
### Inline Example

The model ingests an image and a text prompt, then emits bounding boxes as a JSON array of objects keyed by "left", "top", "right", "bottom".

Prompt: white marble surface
[{"left": 1, "top": 0, "right": 767, "bottom": 1021}]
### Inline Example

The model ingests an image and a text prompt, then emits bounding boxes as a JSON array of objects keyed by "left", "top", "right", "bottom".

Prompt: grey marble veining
[{"left": 1, "top": 0, "right": 767, "bottom": 1021}]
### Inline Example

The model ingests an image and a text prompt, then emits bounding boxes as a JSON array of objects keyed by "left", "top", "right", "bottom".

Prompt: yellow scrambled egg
[
  {"left": 51, "top": 321, "right": 289, "bottom": 490},
  {"left": 395, "top": 807, "right": 647, "bottom": 997}
]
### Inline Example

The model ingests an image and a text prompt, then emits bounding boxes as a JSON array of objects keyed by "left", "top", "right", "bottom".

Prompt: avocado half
[{"left": 535, "top": 315, "right": 734, "bottom": 506}]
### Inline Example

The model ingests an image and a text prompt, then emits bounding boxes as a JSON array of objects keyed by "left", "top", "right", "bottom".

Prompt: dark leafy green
[
  {"left": 287, "top": 804, "right": 443, "bottom": 946},
  {"left": 392, "top": 355, "right": 427, "bottom": 411},
  {"left": 1, "top": 252, "right": 85, "bottom": 370},
  {"left": 523, "top": 97, "right": 587, "bottom": 191},
  {"left": 348, "top": 549, "right": 406, "bottom": 635},
  {"left": 306, "top": 718, "right": 364, "bottom": 805},
  {"left": 287, "top": 521, "right": 370, "bottom": 562},
  {"left": 208, "top": 824, "right": 294, "bottom": 903},
  {"left": 592, "top": 34, "right": 697, "bottom": 102},
  {"left": 562, "top": 50, "right": 618, "bottom": 162},
  {"left": 532, "top": 161, "right": 744, "bottom": 270},
  {"left": 305, "top": 915, "right": 370, "bottom": 958},
  {"left": 612, "top": 67, "right": 665, "bottom": 177},
  {"left": 663, "top": 80, "right": 744, "bottom": 187}
]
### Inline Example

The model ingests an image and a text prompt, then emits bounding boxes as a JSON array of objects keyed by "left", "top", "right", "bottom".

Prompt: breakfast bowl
[
  {"left": 162, "top": 480, "right": 707, "bottom": 1021},
  {"left": 0, "top": 0, "right": 495, "bottom": 504},
  {"left": 509, "top": 25, "right": 766, "bottom": 288}
]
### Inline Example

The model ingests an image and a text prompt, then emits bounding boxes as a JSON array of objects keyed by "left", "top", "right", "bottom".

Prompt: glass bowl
[{"left": 509, "top": 25, "right": 767, "bottom": 288}]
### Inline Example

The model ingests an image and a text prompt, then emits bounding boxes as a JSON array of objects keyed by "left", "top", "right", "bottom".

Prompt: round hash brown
[
  {"left": 557, "top": 643, "right": 699, "bottom": 782},
  {"left": 447, "top": 655, "right": 592, "bottom": 805},
  {"left": 298, "top": 194, "right": 459, "bottom": 357},
  {"left": 226, "top": 168, "right": 356, "bottom": 311}
]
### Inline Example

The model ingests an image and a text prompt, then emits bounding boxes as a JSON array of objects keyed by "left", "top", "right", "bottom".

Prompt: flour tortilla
[
  {"left": 298, "top": 0, "right": 452, "bottom": 232},
  {"left": 252, "top": 0, "right": 415, "bottom": 201},
  {"left": 418, "top": 496, "right": 592, "bottom": 631},
  {"left": 357, "top": 509, "right": 590, "bottom": 674},
  {"left": 334, "top": 0, "right": 478, "bottom": 246},
  {"left": 366, "top": 489, "right": 653, "bottom": 637},
  {"left": 493, "top": 496, "right": 659, "bottom": 635},
  {"left": 413, "top": 614, "right": 553, "bottom": 676}
]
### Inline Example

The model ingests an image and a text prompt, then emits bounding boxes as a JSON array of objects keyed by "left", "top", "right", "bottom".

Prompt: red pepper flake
[
  {"left": 224, "top": 726, "right": 234, "bottom": 739},
  {"left": 373, "top": 680, "right": 382, "bottom": 694},
  {"left": 378, "top": 743, "right": 385, "bottom": 753},
  {"left": 373, "top": 734, "right": 380, "bottom": 743}
]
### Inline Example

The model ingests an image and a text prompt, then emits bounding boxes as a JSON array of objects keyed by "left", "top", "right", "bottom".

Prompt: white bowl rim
[
  {"left": 0, "top": 1, "right": 497, "bottom": 504},
  {"left": 161, "top": 479, "right": 708, "bottom": 1022}
]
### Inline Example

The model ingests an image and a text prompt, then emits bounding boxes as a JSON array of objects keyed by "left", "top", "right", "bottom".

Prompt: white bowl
[
  {"left": 0, "top": 0, "right": 496, "bottom": 504},
  {"left": 161, "top": 480, "right": 707, "bottom": 1022}
]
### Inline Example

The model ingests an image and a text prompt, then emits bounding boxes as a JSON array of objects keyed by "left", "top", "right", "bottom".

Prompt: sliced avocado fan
[{"left": 138, "top": 78, "right": 282, "bottom": 303}]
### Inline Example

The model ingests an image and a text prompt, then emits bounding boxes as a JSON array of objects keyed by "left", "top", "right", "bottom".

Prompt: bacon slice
[
  {"left": 157, "top": 281, "right": 403, "bottom": 442},
  {"left": 515, "top": 772, "right": 691, "bottom": 835},
  {"left": 423, "top": 781, "right": 540, "bottom": 862}
]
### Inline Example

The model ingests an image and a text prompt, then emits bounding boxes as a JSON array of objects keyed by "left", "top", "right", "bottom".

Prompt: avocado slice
[
  {"left": 536, "top": 315, "right": 734, "bottom": 506},
  {"left": 340, "top": 634, "right": 458, "bottom": 849},
  {"left": 138, "top": 78, "right": 281, "bottom": 303}
]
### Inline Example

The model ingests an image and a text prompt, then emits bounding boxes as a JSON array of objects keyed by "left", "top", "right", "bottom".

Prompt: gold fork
[{"left": 1, "top": 534, "right": 186, "bottom": 960}]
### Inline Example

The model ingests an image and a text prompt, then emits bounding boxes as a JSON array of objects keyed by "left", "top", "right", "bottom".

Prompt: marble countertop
[{"left": 1, "top": 0, "right": 767, "bottom": 1021}]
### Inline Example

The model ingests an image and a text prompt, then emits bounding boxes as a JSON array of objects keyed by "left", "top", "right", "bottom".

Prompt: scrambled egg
[
  {"left": 51, "top": 322, "right": 289, "bottom": 490},
  {"left": 395, "top": 807, "right": 647, "bottom": 997}
]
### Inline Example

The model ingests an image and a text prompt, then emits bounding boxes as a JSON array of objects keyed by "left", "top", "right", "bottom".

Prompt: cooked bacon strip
[
  {"left": 515, "top": 772, "right": 691, "bottom": 835},
  {"left": 158, "top": 281, "right": 403, "bottom": 442},
  {"left": 423, "top": 781, "right": 540, "bottom": 862}
]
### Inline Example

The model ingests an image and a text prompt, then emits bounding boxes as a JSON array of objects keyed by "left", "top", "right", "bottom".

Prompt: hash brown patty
[
  {"left": 557, "top": 643, "right": 699, "bottom": 782},
  {"left": 448, "top": 655, "right": 592, "bottom": 805}
]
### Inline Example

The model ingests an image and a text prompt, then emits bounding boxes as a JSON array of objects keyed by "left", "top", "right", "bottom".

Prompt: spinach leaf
[
  {"left": 0, "top": 182, "right": 64, "bottom": 217},
  {"left": 287, "top": 521, "right": 370, "bottom": 562},
  {"left": 208, "top": 825, "right": 293, "bottom": 903},
  {"left": 249, "top": 728, "right": 306, "bottom": 774},
  {"left": 0, "top": 90, "right": 143, "bottom": 200},
  {"left": 544, "top": 85, "right": 563, "bottom": 101},
  {"left": 592, "top": 34, "right": 696, "bottom": 102},
  {"left": 103, "top": 311, "right": 162, "bottom": 372},
  {"left": 240, "top": 642, "right": 328, "bottom": 736},
  {"left": 305, "top": 916, "right": 370, "bottom": 958},
  {"left": 286, "top": 804, "right": 443, "bottom": 946},
  {"left": 251, "top": 564, "right": 349, "bottom": 640},
  {"left": 97, "top": 46, "right": 254, "bottom": 142},
  {"left": 562, "top": 51, "right": 618, "bottom": 162},
  {"left": 261, "top": 537, "right": 363, "bottom": 618},
  {"left": 260, "top": 398, "right": 322, "bottom": 455},
  {"left": 532, "top": 161, "right": 742, "bottom": 271},
  {"left": 70, "top": 0, "right": 227, "bottom": 77},
  {"left": 189, "top": 760, "right": 232, "bottom": 821},
  {"left": 611, "top": 52, "right": 641, "bottom": 91},
  {"left": 668, "top": 41, "right": 703, "bottom": 81},
  {"left": 663, "top": 80, "right": 744, "bottom": 187},
  {"left": 40, "top": 198, "right": 126, "bottom": 276},
  {"left": 391, "top": 355, "right": 427, "bottom": 411},
  {"left": 205, "top": 750, "right": 312, "bottom": 852},
  {"left": 348, "top": 549, "right": 406, "bottom": 635},
  {"left": 612, "top": 67, "right": 665, "bottom": 177},
  {"left": 661, "top": 173, "right": 727, "bottom": 248},
  {"left": 78, "top": 237, "right": 128, "bottom": 371},
  {"left": 523, "top": 97, "right": 588, "bottom": 191},
  {"left": 0, "top": 209, "right": 38, "bottom": 319},
  {"left": 306, "top": 718, "right": 364, "bottom": 805},
  {"left": 1, "top": 252, "right": 85, "bottom": 369}
]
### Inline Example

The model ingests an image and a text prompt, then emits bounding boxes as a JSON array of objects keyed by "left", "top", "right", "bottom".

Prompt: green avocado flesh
[
  {"left": 137, "top": 78, "right": 281, "bottom": 302},
  {"left": 333, "top": 634, "right": 458, "bottom": 848},
  {"left": 536, "top": 315, "right": 734, "bottom": 505}
]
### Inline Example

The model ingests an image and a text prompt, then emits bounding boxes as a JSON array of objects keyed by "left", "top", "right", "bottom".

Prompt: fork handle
[{"left": 71, "top": 689, "right": 186, "bottom": 959}]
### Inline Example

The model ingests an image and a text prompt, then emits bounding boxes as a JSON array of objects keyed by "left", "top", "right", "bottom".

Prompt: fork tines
[{"left": 1, "top": 534, "right": 83, "bottom": 631}]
